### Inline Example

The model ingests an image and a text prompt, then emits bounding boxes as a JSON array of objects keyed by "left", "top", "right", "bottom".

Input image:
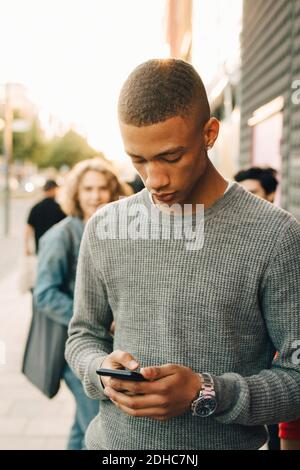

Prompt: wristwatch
[{"left": 191, "top": 373, "right": 217, "bottom": 417}]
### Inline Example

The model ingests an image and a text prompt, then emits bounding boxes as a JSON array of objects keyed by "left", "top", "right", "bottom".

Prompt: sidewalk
[{"left": 0, "top": 269, "right": 74, "bottom": 450}]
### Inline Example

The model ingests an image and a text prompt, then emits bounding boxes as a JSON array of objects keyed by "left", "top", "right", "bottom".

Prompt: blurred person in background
[
  {"left": 33, "top": 158, "right": 132, "bottom": 449},
  {"left": 24, "top": 179, "right": 66, "bottom": 255},
  {"left": 279, "top": 419, "right": 300, "bottom": 450},
  {"left": 235, "top": 167, "right": 280, "bottom": 450},
  {"left": 128, "top": 173, "right": 145, "bottom": 193},
  {"left": 234, "top": 167, "right": 278, "bottom": 204}
]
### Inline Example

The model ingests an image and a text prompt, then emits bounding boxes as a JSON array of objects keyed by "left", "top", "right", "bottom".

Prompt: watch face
[{"left": 195, "top": 397, "right": 217, "bottom": 417}]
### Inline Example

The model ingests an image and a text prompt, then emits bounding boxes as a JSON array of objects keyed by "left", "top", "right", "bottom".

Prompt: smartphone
[{"left": 96, "top": 368, "right": 147, "bottom": 382}]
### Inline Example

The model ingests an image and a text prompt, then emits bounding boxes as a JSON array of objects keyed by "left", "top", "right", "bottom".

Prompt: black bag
[
  {"left": 21, "top": 305, "right": 68, "bottom": 398},
  {"left": 22, "top": 225, "right": 75, "bottom": 398}
]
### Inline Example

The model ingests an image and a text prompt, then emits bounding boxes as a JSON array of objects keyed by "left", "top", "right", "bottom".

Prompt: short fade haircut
[
  {"left": 234, "top": 167, "right": 279, "bottom": 195},
  {"left": 118, "top": 59, "right": 210, "bottom": 127}
]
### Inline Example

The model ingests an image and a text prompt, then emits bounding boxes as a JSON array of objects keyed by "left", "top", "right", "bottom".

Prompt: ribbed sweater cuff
[
  {"left": 87, "top": 355, "right": 110, "bottom": 400},
  {"left": 212, "top": 373, "right": 240, "bottom": 417}
]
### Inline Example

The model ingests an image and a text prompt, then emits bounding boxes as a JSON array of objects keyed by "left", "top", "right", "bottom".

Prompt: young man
[
  {"left": 25, "top": 179, "right": 65, "bottom": 254},
  {"left": 234, "top": 167, "right": 278, "bottom": 203},
  {"left": 65, "top": 59, "right": 300, "bottom": 450}
]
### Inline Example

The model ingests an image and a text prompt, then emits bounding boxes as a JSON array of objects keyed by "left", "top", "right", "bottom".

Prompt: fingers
[
  {"left": 101, "top": 350, "right": 139, "bottom": 371},
  {"left": 108, "top": 373, "right": 174, "bottom": 395},
  {"left": 99, "top": 350, "right": 139, "bottom": 388},
  {"left": 108, "top": 377, "right": 156, "bottom": 394},
  {"left": 105, "top": 387, "right": 167, "bottom": 409},
  {"left": 109, "top": 321, "right": 116, "bottom": 335},
  {"left": 141, "top": 364, "right": 178, "bottom": 381},
  {"left": 110, "top": 350, "right": 139, "bottom": 370},
  {"left": 108, "top": 378, "right": 145, "bottom": 394},
  {"left": 104, "top": 387, "right": 168, "bottom": 416}
]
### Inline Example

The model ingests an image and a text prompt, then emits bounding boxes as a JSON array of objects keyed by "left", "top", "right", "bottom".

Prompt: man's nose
[{"left": 145, "top": 162, "right": 169, "bottom": 191}]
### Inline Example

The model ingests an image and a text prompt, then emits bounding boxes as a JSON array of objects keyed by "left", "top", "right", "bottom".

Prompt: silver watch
[{"left": 191, "top": 373, "right": 217, "bottom": 417}]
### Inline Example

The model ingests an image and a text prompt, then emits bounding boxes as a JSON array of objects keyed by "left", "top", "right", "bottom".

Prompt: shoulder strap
[{"left": 62, "top": 223, "right": 76, "bottom": 293}]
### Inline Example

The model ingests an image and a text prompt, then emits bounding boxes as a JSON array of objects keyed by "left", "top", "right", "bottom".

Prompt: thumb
[
  {"left": 140, "top": 364, "right": 177, "bottom": 381},
  {"left": 110, "top": 350, "right": 139, "bottom": 371}
]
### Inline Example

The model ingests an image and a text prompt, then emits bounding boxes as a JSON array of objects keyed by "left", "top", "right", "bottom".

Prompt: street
[{"left": 0, "top": 195, "right": 34, "bottom": 281}]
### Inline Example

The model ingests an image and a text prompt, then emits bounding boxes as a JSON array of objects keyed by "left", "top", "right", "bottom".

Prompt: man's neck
[{"left": 189, "top": 159, "right": 228, "bottom": 210}]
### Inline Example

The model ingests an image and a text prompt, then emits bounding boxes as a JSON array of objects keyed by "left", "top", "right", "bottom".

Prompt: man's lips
[{"left": 152, "top": 192, "right": 176, "bottom": 202}]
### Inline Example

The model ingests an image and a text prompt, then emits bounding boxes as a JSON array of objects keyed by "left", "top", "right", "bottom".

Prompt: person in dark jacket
[{"left": 25, "top": 179, "right": 66, "bottom": 255}]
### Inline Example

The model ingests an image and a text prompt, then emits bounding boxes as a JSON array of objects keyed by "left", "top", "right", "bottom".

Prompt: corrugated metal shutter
[{"left": 240, "top": 0, "right": 300, "bottom": 217}]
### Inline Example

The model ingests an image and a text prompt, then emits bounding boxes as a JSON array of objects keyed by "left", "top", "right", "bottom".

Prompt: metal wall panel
[{"left": 241, "top": 0, "right": 300, "bottom": 217}]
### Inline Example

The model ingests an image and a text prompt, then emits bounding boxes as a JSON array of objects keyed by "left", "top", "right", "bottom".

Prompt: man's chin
[{"left": 155, "top": 196, "right": 188, "bottom": 214}]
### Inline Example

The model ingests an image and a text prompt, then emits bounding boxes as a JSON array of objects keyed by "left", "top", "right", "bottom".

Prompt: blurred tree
[
  {"left": 40, "top": 129, "right": 99, "bottom": 169},
  {"left": 0, "top": 111, "right": 46, "bottom": 164},
  {"left": 0, "top": 120, "right": 103, "bottom": 169},
  {"left": 13, "top": 118, "right": 46, "bottom": 164}
]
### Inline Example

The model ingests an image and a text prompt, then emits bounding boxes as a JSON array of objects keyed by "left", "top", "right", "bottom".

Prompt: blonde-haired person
[
  {"left": 33, "top": 157, "right": 132, "bottom": 449},
  {"left": 59, "top": 157, "right": 131, "bottom": 220}
]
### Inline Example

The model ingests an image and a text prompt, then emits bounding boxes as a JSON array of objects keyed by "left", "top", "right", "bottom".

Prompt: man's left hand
[{"left": 104, "top": 364, "right": 202, "bottom": 421}]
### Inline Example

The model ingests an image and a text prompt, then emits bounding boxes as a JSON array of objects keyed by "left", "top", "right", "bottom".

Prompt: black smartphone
[{"left": 96, "top": 368, "right": 147, "bottom": 382}]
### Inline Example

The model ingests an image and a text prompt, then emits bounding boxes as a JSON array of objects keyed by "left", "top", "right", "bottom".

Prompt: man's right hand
[{"left": 99, "top": 350, "right": 140, "bottom": 389}]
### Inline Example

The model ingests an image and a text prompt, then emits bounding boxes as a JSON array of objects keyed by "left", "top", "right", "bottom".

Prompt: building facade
[
  {"left": 240, "top": 0, "right": 300, "bottom": 217},
  {"left": 164, "top": 0, "right": 243, "bottom": 179}
]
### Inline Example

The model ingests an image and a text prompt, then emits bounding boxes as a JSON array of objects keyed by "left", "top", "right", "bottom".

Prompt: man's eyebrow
[{"left": 127, "top": 146, "right": 186, "bottom": 159}]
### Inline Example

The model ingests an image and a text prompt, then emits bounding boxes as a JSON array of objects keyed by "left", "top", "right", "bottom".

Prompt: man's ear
[{"left": 203, "top": 117, "right": 220, "bottom": 150}]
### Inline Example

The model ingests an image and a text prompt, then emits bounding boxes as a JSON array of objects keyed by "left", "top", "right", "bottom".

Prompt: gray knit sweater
[{"left": 65, "top": 183, "right": 300, "bottom": 450}]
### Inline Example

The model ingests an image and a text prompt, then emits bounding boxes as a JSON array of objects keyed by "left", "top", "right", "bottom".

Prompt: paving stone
[
  {"left": 0, "top": 417, "right": 27, "bottom": 436},
  {"left": 0, "top": 437, "right": 47, "bottom": 450},
  {"left": 24, "top": 417, "right": 73, "bottom": 437},
  {"left": 0, "top": 264, "right": 74, "bottom": 449}
]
